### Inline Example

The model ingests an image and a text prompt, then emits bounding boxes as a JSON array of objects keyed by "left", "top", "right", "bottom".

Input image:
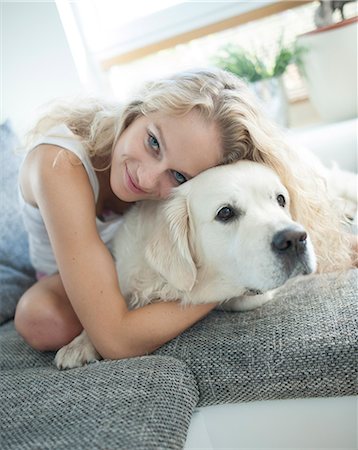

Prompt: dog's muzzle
[
  {"left": 271, "top": 225, "right": 311, "bottom": 275},
  {"left": 272, "top": 225, "right": 307, "bottom": 254}
]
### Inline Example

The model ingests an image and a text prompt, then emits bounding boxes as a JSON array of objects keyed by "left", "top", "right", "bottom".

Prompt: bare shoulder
[
  {"left": 20, "top": 143, "right": 99, "bottom": 247},
  {"left": 19, "top": 144, "right": 86, "bottom": 207}
]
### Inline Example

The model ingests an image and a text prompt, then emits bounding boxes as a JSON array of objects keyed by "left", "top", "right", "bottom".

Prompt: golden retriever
[{"left": 55, "top": 161, "right": 317, "bottom": 369}]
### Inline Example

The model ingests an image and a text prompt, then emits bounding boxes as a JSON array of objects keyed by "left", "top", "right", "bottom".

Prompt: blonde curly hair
[{"left": 28, "top": 68, "right": 353, "bottom": 273}]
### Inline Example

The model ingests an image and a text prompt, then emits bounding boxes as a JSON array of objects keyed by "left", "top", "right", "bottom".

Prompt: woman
[{"left": 14, "top": 68, "right": 353, "bottom": 360}]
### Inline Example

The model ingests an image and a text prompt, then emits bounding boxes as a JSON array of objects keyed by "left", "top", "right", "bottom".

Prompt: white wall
[{"left": 1, "top": 1, "right": 84, "bottom": 136}]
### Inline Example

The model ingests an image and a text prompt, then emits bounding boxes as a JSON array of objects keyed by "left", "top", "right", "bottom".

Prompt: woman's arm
[
  {"left": 30, "top": 145, "right": 216, "bottom": 359},
  {"left": 95, "top": 296, "right": 216, "bottom": 360}
]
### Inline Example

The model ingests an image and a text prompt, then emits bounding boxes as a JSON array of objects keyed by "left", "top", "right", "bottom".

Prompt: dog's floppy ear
[{"left": 145, "top": 191, "right": 197, "bottom": 292}]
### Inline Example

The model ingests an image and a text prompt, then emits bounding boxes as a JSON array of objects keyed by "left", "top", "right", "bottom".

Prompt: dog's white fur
[{"left": 55, "top": 161, "right": 317, "bottom": 369}]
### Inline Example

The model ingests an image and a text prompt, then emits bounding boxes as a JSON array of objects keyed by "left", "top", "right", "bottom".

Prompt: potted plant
[{"left": 213, "top": 41, "right": 306, "bottom": 127}]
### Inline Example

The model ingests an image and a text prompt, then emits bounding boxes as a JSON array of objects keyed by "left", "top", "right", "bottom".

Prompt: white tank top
[{"left": 18, "top": 124, "right": 123, "bottom": 275}]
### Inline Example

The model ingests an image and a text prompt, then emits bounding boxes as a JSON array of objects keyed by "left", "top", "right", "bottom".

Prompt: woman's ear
[{"left": 145, "top": 192, "right": 197, "bottom": 292}]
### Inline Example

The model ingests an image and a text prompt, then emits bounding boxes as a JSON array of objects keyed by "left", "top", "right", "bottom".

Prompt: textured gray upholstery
[
  {"left": 157, "top": 270, "right": 358, "bottom": 406},
  {"left": 0, "top": 326, "right": 198, "bottom": 449},
  {"left": 1, "top": 270, "right": 357, "bottom": 449},
  {"left": 0, "top": 121, "right": 36, "bottom": 324}
]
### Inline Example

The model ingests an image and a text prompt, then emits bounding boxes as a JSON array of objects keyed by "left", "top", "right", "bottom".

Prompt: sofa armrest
[{"left": 286, "top": 118, "right": 357, "bottom": 172}]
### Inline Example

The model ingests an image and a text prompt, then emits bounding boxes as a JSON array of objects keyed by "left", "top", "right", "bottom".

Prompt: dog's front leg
[
  {"left": 55, "top": 330, "right": 101, "bottom": 369},
  {"left": 221, "top": 289, "right": 277, "bottom": 312}
]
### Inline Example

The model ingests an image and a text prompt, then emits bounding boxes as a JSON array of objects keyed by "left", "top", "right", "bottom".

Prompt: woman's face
[{"left": 110, "top": 109, "right": 222, "bottom": 201}]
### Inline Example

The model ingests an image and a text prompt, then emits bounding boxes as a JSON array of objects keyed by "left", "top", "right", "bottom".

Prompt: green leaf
[{"left": 212, "top": 39, "right": 308, "bottom": 82}]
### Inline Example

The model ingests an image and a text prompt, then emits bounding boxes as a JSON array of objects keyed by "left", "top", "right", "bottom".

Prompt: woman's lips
[{"left": 125, "top": 165, "right": 145, "bottom": 194}]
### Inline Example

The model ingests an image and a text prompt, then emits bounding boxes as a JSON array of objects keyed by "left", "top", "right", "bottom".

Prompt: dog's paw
[
  {"left": 55, "top": 330, "right": 101, "bottom": 370},
  {"left": 222, "top": 289, "right": 276, "bottom": 312}
]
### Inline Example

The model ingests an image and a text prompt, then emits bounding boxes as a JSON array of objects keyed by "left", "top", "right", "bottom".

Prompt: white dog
[{"left": 55, "top": 161, "right": 317, "bottom": 369}]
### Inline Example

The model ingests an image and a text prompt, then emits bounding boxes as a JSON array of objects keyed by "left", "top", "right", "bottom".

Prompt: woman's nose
[
  {"left": 138, "top": 165, "right": 171, "bottom": 198},
  {"left": 138, "top": 165, "right": 162, "bottom": 191}
]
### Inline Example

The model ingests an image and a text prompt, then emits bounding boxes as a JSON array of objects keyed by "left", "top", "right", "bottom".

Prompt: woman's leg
[{"left": 14, "top": 273, "right": 83, "bottom": 351}]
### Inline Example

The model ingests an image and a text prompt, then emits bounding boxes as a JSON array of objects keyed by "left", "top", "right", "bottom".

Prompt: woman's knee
[{"left": 15, "top": 281, "right": 82, "bottom": 351}]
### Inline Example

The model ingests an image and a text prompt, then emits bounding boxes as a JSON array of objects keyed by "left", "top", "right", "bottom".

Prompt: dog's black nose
[{"left": 272, "top": 226, "right": 307, "bottom": 254}]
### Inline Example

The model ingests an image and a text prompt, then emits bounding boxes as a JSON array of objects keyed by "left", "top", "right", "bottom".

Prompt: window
[
  {"left": 57, "top": 0, "right": 357, "bottom": 104},
  {"left": 106, "top": 2, "right": 319, "bottom": 102}
]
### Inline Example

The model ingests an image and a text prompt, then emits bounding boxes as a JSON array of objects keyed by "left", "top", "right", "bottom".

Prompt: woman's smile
[{"left": 125, "top": 164, "right": 146, "bottom": 195}]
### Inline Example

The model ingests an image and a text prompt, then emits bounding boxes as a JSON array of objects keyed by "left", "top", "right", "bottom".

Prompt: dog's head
[{"left": 146, "top": 161, "right": 317, "bottom": 297}]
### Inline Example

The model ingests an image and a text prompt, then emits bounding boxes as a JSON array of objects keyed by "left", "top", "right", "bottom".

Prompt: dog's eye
[
  {"left": 277, "top": 194, "right": 286, "bottom": 207},
  {"left": 216, "top": 206, "right": 236, "bottom": 222}
]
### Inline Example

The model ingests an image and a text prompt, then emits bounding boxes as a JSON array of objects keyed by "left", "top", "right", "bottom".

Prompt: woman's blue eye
[
  {"left": 148, "top": 134, "right": 160, "bottom": 152},
  {"left": 172, "top": 171, "right": 187, "bottom": 185}
]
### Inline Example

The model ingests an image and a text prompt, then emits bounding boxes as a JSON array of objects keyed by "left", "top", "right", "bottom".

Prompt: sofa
[{"left": 0, "top": 119, "right": 357, "bottom": 449}]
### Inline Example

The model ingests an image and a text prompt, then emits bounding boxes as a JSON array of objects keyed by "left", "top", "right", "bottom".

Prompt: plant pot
[
  {"left": 297, "top": 17, "right": 357, "bottom": 123},
  {"left": 250, "top": 77, "right": 289, "bottom": 127}
]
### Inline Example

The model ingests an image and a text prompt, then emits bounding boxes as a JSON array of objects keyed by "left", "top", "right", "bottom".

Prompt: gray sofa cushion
[
  {"left": 0, "top": 324, "right": 198, "bottom": 450},
  {"left": 1, "top": 269, "right": 357, "bottom": 448},
  {"left": 157, "top": 269, "right": 358, "bottom": 406},
  {"left": 0, "top": 121, "right": 36, "bottom": 324}
]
